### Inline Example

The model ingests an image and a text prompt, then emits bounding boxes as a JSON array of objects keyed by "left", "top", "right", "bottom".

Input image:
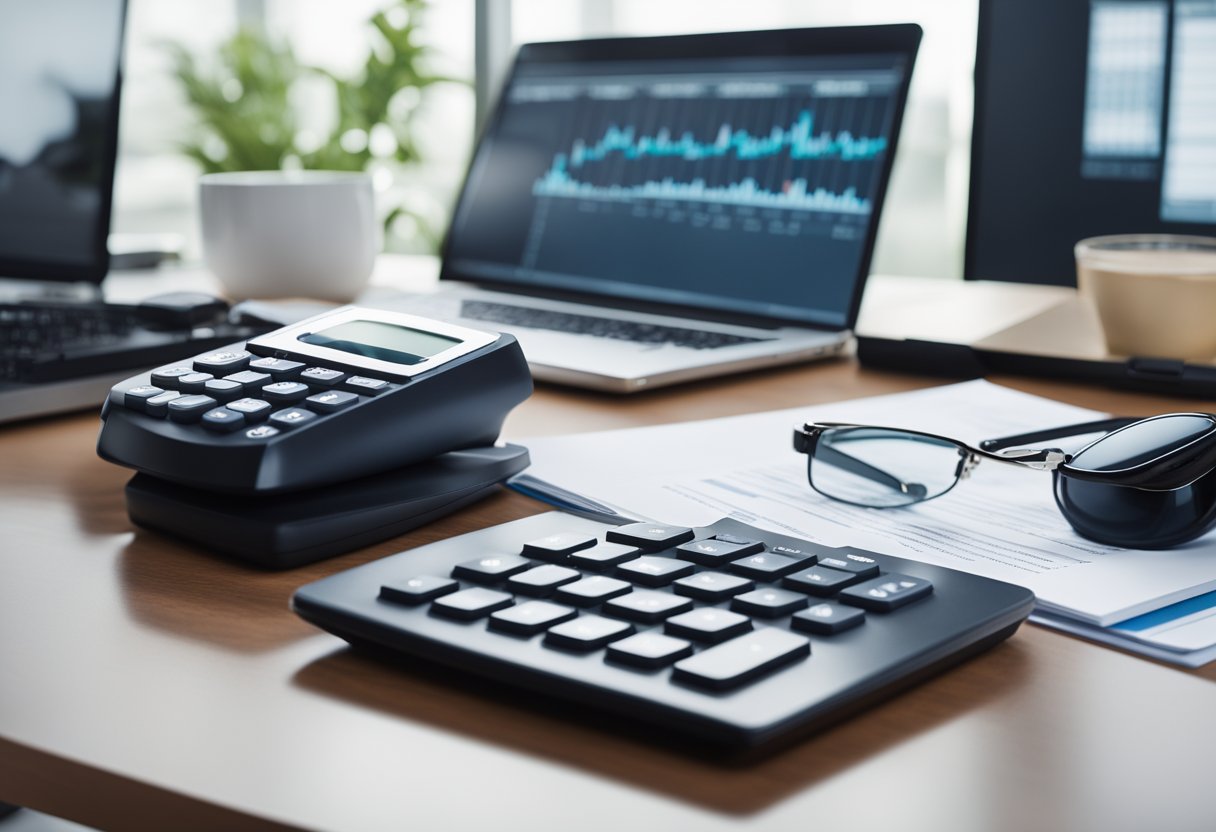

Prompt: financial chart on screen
[{"left": 446, "top": 54, "right": 908, "bottom": 326}]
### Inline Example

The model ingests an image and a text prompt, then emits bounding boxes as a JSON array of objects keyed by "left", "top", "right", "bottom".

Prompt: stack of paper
[{"left": 511, "top": 380, "right": 1216, "bottom": 667}]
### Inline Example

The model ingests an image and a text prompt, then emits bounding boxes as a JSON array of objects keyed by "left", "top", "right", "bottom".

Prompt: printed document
[
  {"left": 514, "top": 381, "right": 1216, "bottom": 627},
  {"left": 1034, "top": 587, "right": 1216, "bottom": 668}
]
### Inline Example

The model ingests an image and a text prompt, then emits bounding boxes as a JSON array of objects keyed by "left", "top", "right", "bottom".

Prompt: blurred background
[{"left": 114, "top": 0, "right": 977, "bottom": 278}]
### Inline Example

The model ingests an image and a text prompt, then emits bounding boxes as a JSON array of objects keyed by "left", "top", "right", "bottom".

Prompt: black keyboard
[
  {"left": 0, "top": 298, "right": 268, "bottom": 385},
  {"left": 1, "top": 302, "right": 141, "bottom": 381},
  {"left": 293, "top": 513, "right": 1034, "bottom": 749},
  {"left": 460, "top": 300, "right": 771, "bottom": 350}
]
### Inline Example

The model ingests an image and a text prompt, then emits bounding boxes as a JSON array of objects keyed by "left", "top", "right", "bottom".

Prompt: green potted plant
[{"left": 163, "top": 0, "right": 457, "bottom": 250}]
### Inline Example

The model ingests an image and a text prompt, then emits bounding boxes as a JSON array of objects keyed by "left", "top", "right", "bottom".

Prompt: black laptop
[
  {"left": 388, "top": 25, "right": 922, "bottom": 392},
  {"left": 0, "top": 0, "right": 272, "bottom": 424}
]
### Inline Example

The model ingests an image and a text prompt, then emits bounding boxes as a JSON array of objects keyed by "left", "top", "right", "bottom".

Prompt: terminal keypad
[{"left": 109, "top": 345, "right": 395, "bottom": 440}]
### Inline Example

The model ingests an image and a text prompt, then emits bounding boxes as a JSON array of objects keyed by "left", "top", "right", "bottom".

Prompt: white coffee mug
[{"left": 199, "top": 170, "right": 378, "bottom": 302}]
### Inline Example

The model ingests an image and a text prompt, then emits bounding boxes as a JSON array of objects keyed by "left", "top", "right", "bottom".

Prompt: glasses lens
[
  {"left": 809, "top": 427, "right": 965, "bottom": 507},
  {"left": 1069, "top": 414, "right": 1215, "bottom": 472}
]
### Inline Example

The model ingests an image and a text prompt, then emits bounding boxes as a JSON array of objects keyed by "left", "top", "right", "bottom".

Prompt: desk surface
[{"left": 4, "top": 336, "right": 1216, "bottom": 831}]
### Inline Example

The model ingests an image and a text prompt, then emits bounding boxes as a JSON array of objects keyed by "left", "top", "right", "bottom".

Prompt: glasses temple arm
[{"left": 979, "top": 417, "right": 1143, "bottom": 453}]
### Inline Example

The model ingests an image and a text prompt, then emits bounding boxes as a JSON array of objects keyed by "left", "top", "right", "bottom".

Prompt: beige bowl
[{"left": 1075, "top": 234, "right": 1216, "bottom": 361}]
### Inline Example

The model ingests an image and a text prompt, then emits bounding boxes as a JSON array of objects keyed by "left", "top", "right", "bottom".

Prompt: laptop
[
  {"left": 0, "top": 0, "right": 272, "bottom": 425},
  {"left": 390, "top": 25, "right": 921, "bottom": 392}
]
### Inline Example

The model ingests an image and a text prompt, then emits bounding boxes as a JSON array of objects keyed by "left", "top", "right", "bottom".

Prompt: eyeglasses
[{"left": 792, "top": 413, "right": 1216, "bottom": 549}]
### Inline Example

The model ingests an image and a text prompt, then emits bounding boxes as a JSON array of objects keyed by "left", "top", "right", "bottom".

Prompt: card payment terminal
[{"left": 97, "top": 306, "right": 533, "bottom": 566}]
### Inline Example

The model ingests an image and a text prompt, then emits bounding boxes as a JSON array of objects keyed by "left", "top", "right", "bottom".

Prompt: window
[
  {"left": 114, "top": 0, "right": 974, "bottom": 278},
  {"left": 113, "top": 0, "right": 475, "bottom": 256}
]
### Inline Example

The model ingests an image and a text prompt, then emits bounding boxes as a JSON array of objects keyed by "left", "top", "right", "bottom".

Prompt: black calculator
[
  {"left": 97, "top": 306, "right": 532, "bottom": 494},
  {"left": 293, "top": 512, "right": 1035, "bottom": 749}
]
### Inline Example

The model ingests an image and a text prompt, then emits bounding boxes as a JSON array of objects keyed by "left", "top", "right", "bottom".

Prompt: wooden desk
[{"left": 3, "top": 360, "right": 1215, "bottom": 832}]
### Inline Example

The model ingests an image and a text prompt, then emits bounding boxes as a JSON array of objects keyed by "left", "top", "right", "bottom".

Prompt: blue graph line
[
  {"left": 566, "top": 111, "right": 887, "bottom": 167},
  {"left": 533, "top": 111, "right": 883, "bottom": 213},
  {"left": 534, "top": 170, "right": 872, "bottom": 214}
]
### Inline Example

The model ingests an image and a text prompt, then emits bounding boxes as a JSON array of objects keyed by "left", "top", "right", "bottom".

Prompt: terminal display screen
[{"left": 300, "top": 321, "right": 461, "bottom": 365}]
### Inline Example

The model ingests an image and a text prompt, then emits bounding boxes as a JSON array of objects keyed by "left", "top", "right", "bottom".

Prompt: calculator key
[
  {"left": 521, "top": 532, "right": 598, "bottom": 562},
  {"left": 817, "top": 552, "right": 881, "bottom": 579},
  {"left": 110, "top": 386, "right": 132, "bottom": 410},
  {"left": 791, "top": 603, "right": 866, "bottom": 635},
  {"left": 710, "top": 533, "right": 766, "bottom": 555},
  {"left": 606, "top": 632, "right": 693, "bottom": 669},
  {"left": 605, "top": 523, "right": 696, "bottom": 551},
  {"left": 838, "top": 573, "right": 934, "bottom": 613},
  {"left": 268, "top": 408, "right": 318, "bottom": 431},
  {"left": 730, "top": 588, "right": 809, "bottom": 618},
  {"left": 664, "top": 608, "right": 753, "bottom": 644},
  {"left": 544, "top": 615, "right": 634, "bottom": 651},
  {"left": 452, "top": 554, "right": 533, "bottom": 583},
  {"left": 431, "top": 588, "right": 513, "bottom": 621},
  {"left": 150, "top": 366, "right": 194, "bottom": 389},
  {"left": 379, "top": 575, "right": 458, "bottom": 605},
  {"left": 201, "top": 407, "right": 246, "bottom": 432},
  {"left": 248, "top": 357, "right": 305, "bottom": 380},
  {"left": 261, "top": 381, "right": 311, "bottom": 404},
  {"left": 244, "top": 425, "right": 281, "bottom": 440},
  {"left": 770, "top": 544, "right": 818, "bottom": 562},
  {"left": 305, "top": 390, "right": 359, "bottom": 413},
  {"left": 673, "top": 628, "right": 810, "bottom": 691},
  {"left": 603, "top": 590, "right": 692, "bottom": 623},
  {"left": 227, "top": 397, "right": 272, "bottom": 422},
  {"left": 177, "top": 372, "right": 214, "bottom": 393},
  {"left": 224, "top": 370, "right": 273, "bottom": 391},
  {"left": 782, "top": 566, "right": 862, "bottom": 596},
  {"left": 343, "top": 375, "right": 391, "bottom": 395},
  {"left": 122, "top": 385, "right": 163, "bottom": 411},
  {"left": 143, "top": 391, "right": 181, "bottom": 418},
  {"left": 568, "top": 541, "right": 641, "bottom": 570},
  {"left": 728, "top": 552, "right": 802, "bottom": 580},
  {"left": 203, "top": 378, "right": 242, "bottom": 402},
  {"left": 675, "top": 538, "right": 756, "bottom": 566},
  {"left": 616, "top": 556, "right": 694, "bottom": 587},
  {"left": 672, "top": 571, "right": 755, "bottom": 602},
  {"left": 489, "top": 600, "right": 577, "bottom": 635},
  {"left": 554, "top": 576, "right": 632, "bottom": 606},
  {"left": 193, "top": 349, "right": 251, "bottom": 374},
  {"left": 166, "top": 394, "right": 218, "bottom": 423},
  {"left": 300, "top": 367, "right": 347, "bottom": 387},
  {"left": 507, "top": 564, "right": 581, "bottom": 596}
]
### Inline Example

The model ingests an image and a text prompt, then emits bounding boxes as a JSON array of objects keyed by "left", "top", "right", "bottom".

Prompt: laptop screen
[
  {"left": 0, "top": 0, "right": 125, "bottom": 284},
  {"left": 442, "top": 27, "right": 919, "bottom": 329}
]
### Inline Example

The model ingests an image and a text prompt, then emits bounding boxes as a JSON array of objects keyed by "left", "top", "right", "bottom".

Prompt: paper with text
[{"left": 516, "top": 381, "right": 1216, "bottom": 626}]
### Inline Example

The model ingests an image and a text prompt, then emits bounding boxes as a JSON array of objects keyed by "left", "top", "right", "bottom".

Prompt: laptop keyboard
[
  {"left": 460, "top": 300, "right": 771, "bottom": 350},
  {"left": 292, "top": 512, "right": 1035, "bottom": 749},
  {"left": 0, "top": 303, "right": 142, "bottom": 382},
  {"left": 0, "top": 301, "right": 271, "bottom": 386}
]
